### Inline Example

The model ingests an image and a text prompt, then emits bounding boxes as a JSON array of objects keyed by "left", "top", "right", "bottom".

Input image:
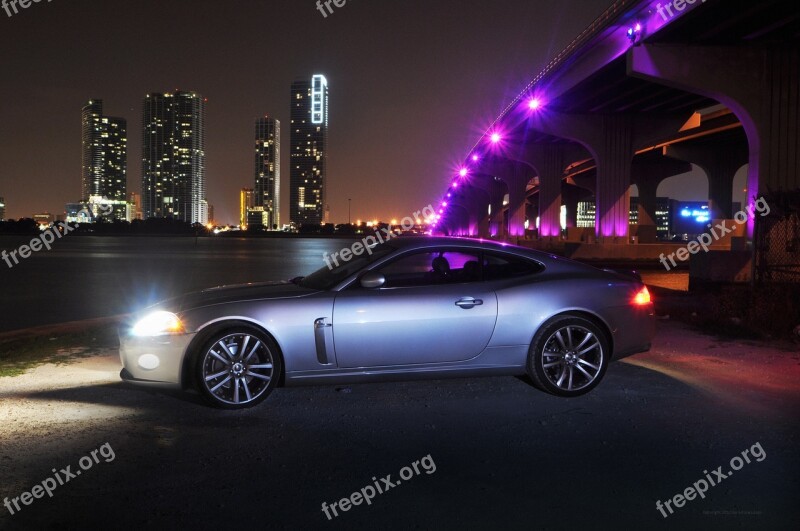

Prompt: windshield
[{"left": 299, "top": 244, "right": 396, "bottom": 290}]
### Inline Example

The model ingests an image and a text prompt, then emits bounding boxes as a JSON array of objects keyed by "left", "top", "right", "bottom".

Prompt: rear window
[{"left": 483, "top": 252, "right": 544, "bottom": 280}]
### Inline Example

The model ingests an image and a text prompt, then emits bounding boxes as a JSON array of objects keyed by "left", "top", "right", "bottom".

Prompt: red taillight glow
[{"left": 633, "top": 286, "right": 652, "bottom": 305}]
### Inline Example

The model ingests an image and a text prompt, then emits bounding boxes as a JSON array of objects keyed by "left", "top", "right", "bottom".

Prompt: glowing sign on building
[
  {"left": 311, "top": 75, "right": 328, "bottom": 125},
  {"left": 679, "top": 205, "right": 710, "bottom": 223}
]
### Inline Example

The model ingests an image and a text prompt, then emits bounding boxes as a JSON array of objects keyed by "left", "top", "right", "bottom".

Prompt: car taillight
[{"left": 633, "top": 286, "right": 651, "bottom": 305}]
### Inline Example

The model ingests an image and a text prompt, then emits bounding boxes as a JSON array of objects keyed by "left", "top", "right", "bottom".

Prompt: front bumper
[{"left": 118, "top": 330, "right": 197, "bottom": 388}]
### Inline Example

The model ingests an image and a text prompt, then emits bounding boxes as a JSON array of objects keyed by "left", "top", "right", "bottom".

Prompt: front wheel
[
  {"left": 195, "top": 326, "right": 282, "bottom": 409},
  {"left": 527, "top": 316, "right": 609, "bottom": 397}
]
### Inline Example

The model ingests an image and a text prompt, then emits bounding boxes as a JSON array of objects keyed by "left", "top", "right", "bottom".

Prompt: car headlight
[{"left": 131, "top": 311, "right": 185, "bottom": 337}]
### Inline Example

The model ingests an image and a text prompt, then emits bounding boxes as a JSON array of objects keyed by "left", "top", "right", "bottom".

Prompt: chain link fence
[{"left": 754, "top": 190, "right": 800, "bottom": 284}]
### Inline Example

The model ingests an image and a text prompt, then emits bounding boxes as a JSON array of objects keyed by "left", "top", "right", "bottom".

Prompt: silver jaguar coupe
[{"left": 120, "top": 237, "right": 655, "bottom": 409}]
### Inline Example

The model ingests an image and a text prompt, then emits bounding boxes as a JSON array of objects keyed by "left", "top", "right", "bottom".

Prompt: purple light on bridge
[
  {"left": 472, "top": 154, "right": 479, "bottom": 162},
  {"left": 459, "top": 167, "right": 469, "bottom": 178},
  {"left": 451, "top": 181, "right": 459, "bottom": 188},
  {"left": 441, "top": 201, "right": 448, "bottom": 207},
  {"left": 528, "top": 98, "right": 541, "bottom": 110},
  {"left": 626, "top": 22, "right": 642, "bottom": 42},
  {"left": 490, "top": 132, "right": 502, "bottom": 144}
]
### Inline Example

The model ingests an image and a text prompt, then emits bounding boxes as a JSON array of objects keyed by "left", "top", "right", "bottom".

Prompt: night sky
[{"left": 0, "top": 0, "right": 716, "bottom": 224}]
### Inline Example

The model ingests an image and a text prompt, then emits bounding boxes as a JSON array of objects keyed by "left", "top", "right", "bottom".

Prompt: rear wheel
[
  {"left": 527, "top": 316, "right": 609, "bottom": 397},
  {"left": 195, "top": 326, "right": 282, "bottom": 409}
]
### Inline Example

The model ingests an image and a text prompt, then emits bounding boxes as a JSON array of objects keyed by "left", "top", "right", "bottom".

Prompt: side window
[
  {"left": 483, "top": 252, "right": 544, "bottom": 281},
  {"left": 376, "top": 250, "right": 482, "bottom": 288}
]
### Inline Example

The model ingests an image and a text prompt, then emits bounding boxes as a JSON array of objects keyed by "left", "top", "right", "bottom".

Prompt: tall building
[
  {"left": 128, "top": 192, "right": 143, "bottom": 220},
  {"left": 141, "top": 91, "right": 207, "bottom": 224},
  {"left": 255, "top": 117, "right": 280, "bottom": 229},
  {"left": 290, "top": 75, "right": 328, "bottom": 225},
  {"left": 0, "top": 196, "right": 5, "bottom": 221},
  {"left": 81, "top": 100, "right": 127, "bottom": 215},
  {"left": 240, "top": 188, "right": 255, "bottom": 227}
]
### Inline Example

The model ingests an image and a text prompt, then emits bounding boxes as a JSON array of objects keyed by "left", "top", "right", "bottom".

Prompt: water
[
  {"left": 0, "top": 236, "right": 347, "bottom": 333},
  {"left": 0, "top": 235, "right": 689, "bottom": 333}
]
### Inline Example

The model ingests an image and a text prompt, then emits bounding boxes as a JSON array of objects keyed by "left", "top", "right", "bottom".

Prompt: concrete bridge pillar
[
  {"left": 470, "top": 174, "right": 507, "bottom": 238},
  {"left": 442, "top": 204, "right": 470, "bottom": 236},
  {"left": 631, "top": 156, "right": 692, "bottom": 242},
  {"left": 522, "top": 113, "right": 685, "bottom": 243},
  {"left": 453, "top": 185, "right": 489, "bottom": 237},
  {"left": 629, "top": 44, "right": 800, "bottom": 236},
  {"left": 595, "top": 116, "right": 634, "bottom": 242},
  {"left": 664, "top": 136, "right": 749, "bottom": 220},
  {"left": 475, "top": 160, "right": 535, "bottom": 237},
  {"left": 505, "top": 169, "right": 530, "bottom": 237},
  {"left": 506, "top": 144, "right": 575, "bottom": 238}
]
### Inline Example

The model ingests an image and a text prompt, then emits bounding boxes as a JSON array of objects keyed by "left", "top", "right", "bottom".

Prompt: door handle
[{"left": 455, "top": 298, "right": 483, "bottom": 309}]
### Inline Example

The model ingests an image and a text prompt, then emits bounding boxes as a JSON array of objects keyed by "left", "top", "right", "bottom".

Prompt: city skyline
[
  {"left": 0, "top": 0, "right": 639, "bottom": 225},
  {"left": 0, "top": 0, "right": 724, "bottom": 228}
]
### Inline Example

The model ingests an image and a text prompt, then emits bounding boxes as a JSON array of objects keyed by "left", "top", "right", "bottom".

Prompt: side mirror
[{"left": 360, "top": 272, "right": 386, "bottom": 289}]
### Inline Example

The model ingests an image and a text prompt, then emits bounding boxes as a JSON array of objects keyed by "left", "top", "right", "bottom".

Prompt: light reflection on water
[{"left": 0, "top": 236, "right": 349, "bottom": 332}]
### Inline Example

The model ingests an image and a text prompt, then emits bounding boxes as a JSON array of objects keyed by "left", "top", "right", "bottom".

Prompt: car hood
[{"left": 170, "top": 280, "right": 317, "bottom": 312}]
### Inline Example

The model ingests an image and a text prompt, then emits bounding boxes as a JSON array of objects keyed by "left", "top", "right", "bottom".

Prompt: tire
[
  {"left": 195, "top": 326, "right": 282, "bottom": 409},
  {"left": 527, "top": 315, "right": 609, "bottom": 397}
]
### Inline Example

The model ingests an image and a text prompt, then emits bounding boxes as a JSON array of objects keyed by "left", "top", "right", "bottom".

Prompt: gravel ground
[{"left": 0, "top": 320, "right": 797, "bottom": 530}]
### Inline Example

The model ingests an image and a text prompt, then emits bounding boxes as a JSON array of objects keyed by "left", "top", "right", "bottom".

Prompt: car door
[{"left": 332, "top": 248, "right": 498, "bottom": 368}]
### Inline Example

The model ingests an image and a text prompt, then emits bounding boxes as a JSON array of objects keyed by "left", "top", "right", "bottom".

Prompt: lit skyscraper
[
  {"left": 255, "top": 117, "right": 280, "bottom": 229},
  {"left": 141, "top": 91, "right": 207, "bottom": 223},
  {"left": 81, "top": 100, "right": 127, "bottom": 206},
  {"left": 240, "top": 188, "right": 255, "bottom": 227},
  {"left": 290, "top": 75, "right": 328, "bottom": 225},
  {"left": 0, "top": 196, "right": 5, "bottom": 221}
]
